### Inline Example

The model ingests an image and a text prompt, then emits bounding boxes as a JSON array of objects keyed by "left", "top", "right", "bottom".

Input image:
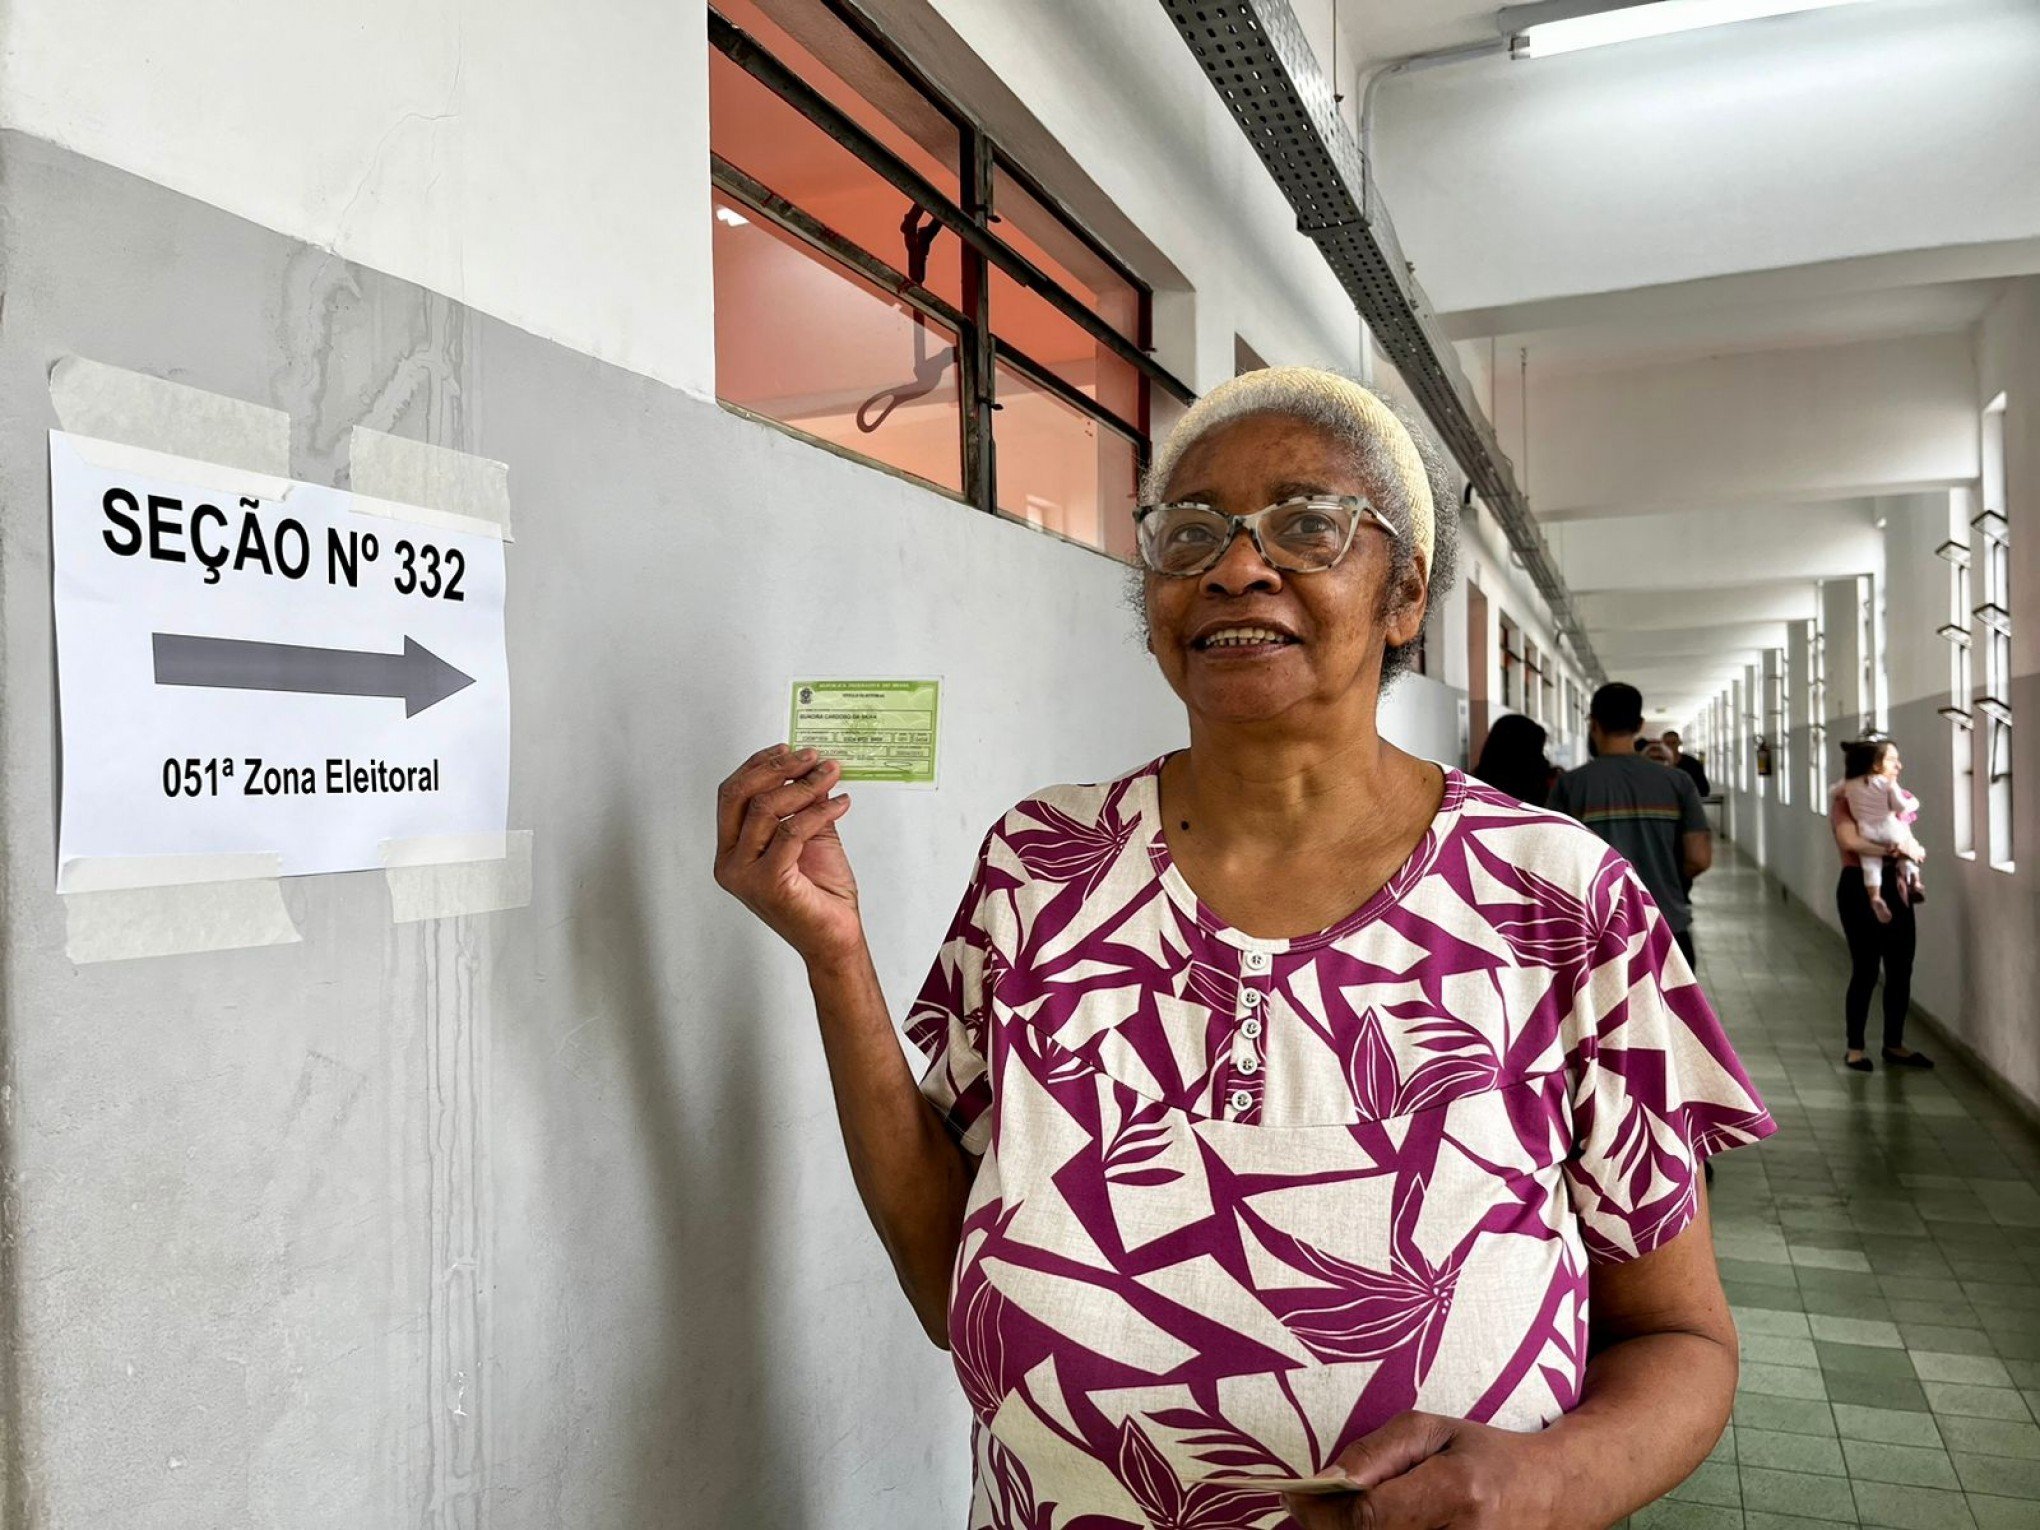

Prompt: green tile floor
[{"left": 1621, "top": 849, "right": 2040, "bottom": 1529}]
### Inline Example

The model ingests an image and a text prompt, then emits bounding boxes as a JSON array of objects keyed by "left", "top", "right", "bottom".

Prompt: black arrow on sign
[{"left": 152, "top": 633, "right": 476, "bottom": 717}]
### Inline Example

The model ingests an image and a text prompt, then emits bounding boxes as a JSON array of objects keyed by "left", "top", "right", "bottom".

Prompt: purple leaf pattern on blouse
[
  {"left": 915, "top": 761, "right": 1774, "bottom": 1528},
  {"left": 1263, "top": 1187, "right": 1465, "bottom": 1372},
  {"left": 1115, "top": 1421, "right": 1280, "bottom": 1530},
  {"left": 1103, "top": 1104, "right": 1183, "bottom": 1189}
]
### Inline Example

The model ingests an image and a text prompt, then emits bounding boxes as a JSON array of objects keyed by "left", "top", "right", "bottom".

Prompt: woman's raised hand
[{"left": 714, "top": 744, "right": 863, "bottom": 966}]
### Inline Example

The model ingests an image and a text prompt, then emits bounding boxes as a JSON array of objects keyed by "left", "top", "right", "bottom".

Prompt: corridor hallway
[{"left": 1638, "top": 847, "right": 2040, "bottom": 1528}]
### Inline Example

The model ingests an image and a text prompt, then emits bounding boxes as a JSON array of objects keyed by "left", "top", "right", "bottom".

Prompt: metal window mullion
[
  {"left": 816, "top": 0, "right": 1143, "bottom": 307},
  {"left": 990, "top": 338, "right": 1143, "bottom": 447},
  {"left": 960, "top": 127, "right": 997, "bottom": 514},
  {"left": 990, "top": 148, "right": 1149, "bottom": 305},
  {"left": 711, "top": 158, "right": 970, "bottom": 333},
  {"left": 1136, "top": 278, "right": 1155, "bottom": 457},
  {"left": 712, "top": 13, "right": 1193, "bottom": 407}
]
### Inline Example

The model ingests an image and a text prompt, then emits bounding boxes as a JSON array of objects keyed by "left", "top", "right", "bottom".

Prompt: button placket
[{"left": 1228, "top": 947, "right": 1272, "bottom": 1119}]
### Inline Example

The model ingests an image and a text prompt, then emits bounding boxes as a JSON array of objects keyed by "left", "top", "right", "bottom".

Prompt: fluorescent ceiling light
[
  {"left": 714, "top": 205, "right": 751, "bottom": 228},
  {"left": 1507, "top": 0, "right": 1873, "bottom": 58}
]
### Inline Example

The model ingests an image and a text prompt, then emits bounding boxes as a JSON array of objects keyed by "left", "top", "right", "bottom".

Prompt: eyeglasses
[{"left": 1132, "top": 494, "right": 1401, "bottom": 578}]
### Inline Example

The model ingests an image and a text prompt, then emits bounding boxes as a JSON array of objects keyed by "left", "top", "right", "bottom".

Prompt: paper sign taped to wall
[
  {"left": 788, "top": 678, "right": 941, "bottom": 786},
  {"left": 49, "top": 431, "right": 511, "bottom": 889}
]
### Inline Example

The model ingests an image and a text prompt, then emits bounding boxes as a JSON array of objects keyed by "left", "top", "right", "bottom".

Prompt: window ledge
[
  {"left": 991, "top": 506, "right": 1135, "bottom": 568},
  {"left": 718, "top": 399, "right": 971, "bottom": 508}
]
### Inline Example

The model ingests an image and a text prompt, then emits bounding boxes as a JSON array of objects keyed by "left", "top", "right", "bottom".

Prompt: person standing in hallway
[
  {"left": 1831, "top": 737, "right": 1933, "bottom": 1073},
  {"left": 1549, "top": 684, "right": 1713, "bottom": 970},
  {"left": 1841, "top": 738, "right": 1926, "bottom": 924},
  {"left": 1471, "top": 711, "right": 1556, "bottom": 806},
  {"left": 1663, "top": 730, "right": 1710, "bottom": 798}
]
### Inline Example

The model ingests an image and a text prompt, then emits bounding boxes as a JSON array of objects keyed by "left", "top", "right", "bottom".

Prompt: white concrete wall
[
  {"left": 1821, "top": 576, "right": 1868, "bottom": 742},
  {"left": 1461, "top": 499, "right": 1590, "bottom": 762},
  {"left": 1429, "top": 333, "right": 1588, "bottom": 733},
  {"left": 0, "top": 0, "right": 717, "bottom": 396},
  {"left": 1721, "top": 281, "right": 2040, "bottom": 1116},
  {"left": 1370, "top": 0, "right": 2040, "bottom": 315}
]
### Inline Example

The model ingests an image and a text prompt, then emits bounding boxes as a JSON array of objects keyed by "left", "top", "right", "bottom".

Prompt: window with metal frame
[
  {"left": 1776, "top": 647, "right": 1792, "bottom": 806},
  {"left": 707, "top": 0, "right": 1193, "bottom": 560},
  {"left": 1807, "top": 613, "right": 1827, "bottom": 813},
  {"left": 1736, "top": 678, "right": 1751, "bottom": 792},
  {"left": 1938, "top": 525, "right": 1976, "bottom": 855},
  {"left": 1977, "top": 393, "right": 2013, "bottom": 870},
  {"left": 1498, "top": 615, "right": 1522, "bottom": 713}
]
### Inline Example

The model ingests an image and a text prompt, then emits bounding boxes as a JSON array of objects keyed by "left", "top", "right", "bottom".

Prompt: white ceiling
[
  {"left": 1465, "top": 278, "right": 2005, "bottom": 379},
  {"left": 1290, "top": 0, "right": 1500, "bottom": 69}
]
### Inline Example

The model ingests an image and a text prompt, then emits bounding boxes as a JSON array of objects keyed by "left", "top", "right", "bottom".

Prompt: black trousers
[
  {"left": 1674, "top": 926, "right": 1697, "bottom": 970},
  {"left": 1836, "top": 870, "right": 1914, "bottom": 1052}
]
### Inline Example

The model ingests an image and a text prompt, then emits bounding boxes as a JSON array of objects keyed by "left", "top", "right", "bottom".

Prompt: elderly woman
[{"left": 716, "top": 368, "right": 1774, "bottom": 1530}]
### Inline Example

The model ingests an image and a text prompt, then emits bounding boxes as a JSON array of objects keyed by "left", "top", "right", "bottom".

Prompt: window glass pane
[
  {"left": 993, "top": 361, "right": 1138, "bottom": 559},
  {"left": 990, "top": 272, "right": 1142, "bottom": 427},
  {"left": 993, "top": 166, "right": 1141, "bottom": 343},
  {"left": 716, "top": 0, "right": 961, "bottom": 203},
  {"left": 710, "top": 49, "right": 963, "bottom": 311},
  {"left": 715, "top": 192, "right": 962, "bottom": 495}
]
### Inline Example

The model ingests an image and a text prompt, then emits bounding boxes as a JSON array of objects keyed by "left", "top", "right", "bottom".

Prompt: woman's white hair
[{"left": 1142, "top": 365, "right": 1436, "bottom": 575}]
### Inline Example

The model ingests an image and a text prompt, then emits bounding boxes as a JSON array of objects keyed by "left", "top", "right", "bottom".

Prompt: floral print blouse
[{"left": 908, "top": 759, "right": 1774, "bottom": 1530}]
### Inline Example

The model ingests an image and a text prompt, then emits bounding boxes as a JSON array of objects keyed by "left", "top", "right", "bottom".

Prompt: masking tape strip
[
  {"left": 50, "top": 430, "right": 296, "bottom": 503},
  {"left": 348, "top": 427, "right": 513, "bottom": 541},
  {"left": 60, "top": 853, "right": 300, "bottom": 964},
  {"left": 380, "top": 830, "right": 533, "bottom": 922},
  {"left": 61, "top": 851, "right": 283, "bottom": 893},
  {"left": 49, "top": 358, "right": 292, "bottom": 494},
  {"left": 379, "top": 832, "right": 513, "bottom": 869}
]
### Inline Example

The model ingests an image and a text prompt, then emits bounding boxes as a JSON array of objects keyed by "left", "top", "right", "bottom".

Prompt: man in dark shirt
[
  {"left": 1550, "top": 684, "right": 1714, "bottom": 969},
  {"left": 1662, "top": 729, "right": 1711, "bottom": 798}
]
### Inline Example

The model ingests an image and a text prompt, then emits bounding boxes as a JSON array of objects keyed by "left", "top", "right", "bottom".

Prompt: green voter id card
[{"left": 788, "top": 678, "right": 941, "bottom": 786}]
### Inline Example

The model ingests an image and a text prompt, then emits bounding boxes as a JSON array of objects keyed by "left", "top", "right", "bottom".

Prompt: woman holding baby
[{"left": 1828, "top": 736, "right": 1934, "bottom": 1074}]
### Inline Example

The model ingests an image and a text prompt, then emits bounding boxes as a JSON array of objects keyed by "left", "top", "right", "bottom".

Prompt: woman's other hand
[
  {"left": 714, "top": 744, "right": 862, "bottom": 965},
  {"left": 1283, "top": 1413, "right": 1561, "bottom": 1530}
]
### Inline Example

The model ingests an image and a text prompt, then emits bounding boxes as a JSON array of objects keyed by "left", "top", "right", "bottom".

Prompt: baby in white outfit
[{"left": 1844, "top": 768, "right": 1925, "bottom": 923}]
